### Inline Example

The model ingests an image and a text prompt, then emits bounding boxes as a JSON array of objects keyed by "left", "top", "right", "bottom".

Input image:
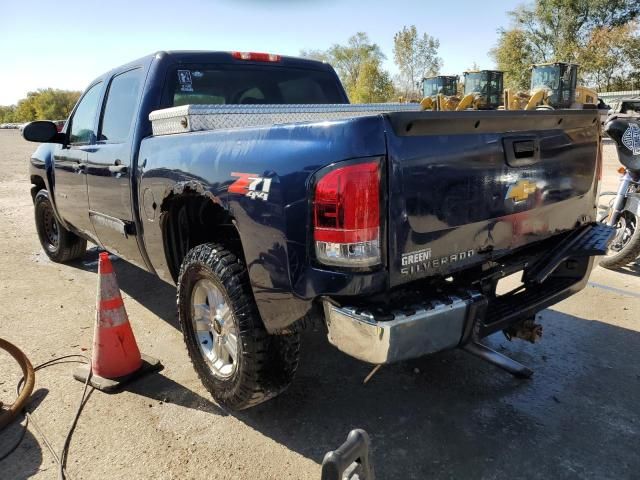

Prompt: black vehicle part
[
  {"left": 321, "top": 429, "right": 374, "bottom": 480},
  {"left": 177, "top": 243, "right": 300, "bottom": 410},
  {"left": 463, "top": 341, "right": 533, "bottom": 379},
  {"left": 605, "top": 115, "right": 640, "bottom": 173},
  {"left": 524, "top": 223, "right": 615, "bottom": 283},
  {"left": 34, "top": 190, "right": 87, "bottom": 263}
]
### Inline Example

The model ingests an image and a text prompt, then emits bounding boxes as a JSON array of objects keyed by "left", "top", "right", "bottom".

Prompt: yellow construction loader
[
  {"left": 504, "top": 62, "right": 598, "bottom": 110},
  {"left": 421, "top": 70, "right": 504, "bottom": 111},
  {"left": 419, "top": 75, "right": 459, "bottom": 110},
  {"left": 455, "top": 70, "right": 504, "bottom": 110}
]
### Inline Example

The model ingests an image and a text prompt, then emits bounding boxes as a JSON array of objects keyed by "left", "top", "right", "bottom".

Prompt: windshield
[
  {"left": 531, "top": 66, "right": 560, "bottom": 90},
  {"left": 464, "top": 72, "right": 502, "bottom": 96},
  {"left": 423, "top": 77, "right": 457, "bottom": 97},
  {"left": 464, "top": 73, "right": 485, "bottom": 94},
  {"left": 164, "top": 65, "right": 346, "bottom": 106},
  {"left": 621, "top": 101, "right": 640, "bottom": 114}
]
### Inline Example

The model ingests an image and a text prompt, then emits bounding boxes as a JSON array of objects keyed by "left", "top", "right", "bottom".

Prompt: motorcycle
[{"left": 599, "top": 115, "right": 640, "bottom": 269}]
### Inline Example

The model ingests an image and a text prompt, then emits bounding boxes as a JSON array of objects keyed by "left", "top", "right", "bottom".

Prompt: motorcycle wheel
[{"left": 600, "top": 210, "right": 640, "bottom": 269}]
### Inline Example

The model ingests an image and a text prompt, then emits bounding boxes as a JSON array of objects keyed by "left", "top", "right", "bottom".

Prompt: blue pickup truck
[{"left": 23, "top": 51, "right": 612, "bottom": 410}]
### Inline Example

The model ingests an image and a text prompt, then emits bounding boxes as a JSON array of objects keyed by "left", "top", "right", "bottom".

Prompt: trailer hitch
[
  {"left": 462, "top": 341, "right": 533, "bottom": 379},
  {"left": 460, "top": 298, "right": 534, "bottom": 379}
]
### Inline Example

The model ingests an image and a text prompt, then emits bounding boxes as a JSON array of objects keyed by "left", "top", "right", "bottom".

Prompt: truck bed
[
  {"left": 148, "top": 103, "right": 422, "bottom": 135},
  {"left": 140, "top": 106, "right": 601, "bottom": 331}
]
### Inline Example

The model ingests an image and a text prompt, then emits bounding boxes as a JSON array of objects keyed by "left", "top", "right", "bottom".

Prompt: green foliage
[
  {"left": 491, "top": 0, "right": 640, "bottom": 91},
  {"left": 491, "top": 29, "right": 536, "bottom": 90},
  {"left": 0, "top": 105, "right": 16, "bottom": 123},
  {"left": 0, "top": 89, "right": 81, "bottom": 123},
  {"left": 301, "top": 33, "right": 397, "bottom": 103},
  {"left": 578, "top": 22, "right": 640, "bottom": 90},
  {"left": 351, "top": 60, "right": 396, "bottom": 103},
  {"left": 393, "top": 25, "right": 441, "bottom": 100}
]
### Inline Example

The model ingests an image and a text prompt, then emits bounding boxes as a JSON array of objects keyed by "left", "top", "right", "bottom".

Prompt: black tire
[
  {"left": 177, "top": 243, "right": 300, "bottom": 410},
  {"left": 600, "top": 211, "right": 640, "bottom": 269},
  {"left": 34, "top": 190, "right": 87, "bottom": 263}
]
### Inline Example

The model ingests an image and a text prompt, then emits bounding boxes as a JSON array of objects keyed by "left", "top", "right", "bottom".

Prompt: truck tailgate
[{"left": 384, "top": 110, "right": 600, "bottom": 287}]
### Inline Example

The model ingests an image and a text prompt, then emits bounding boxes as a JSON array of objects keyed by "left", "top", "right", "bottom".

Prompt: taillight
[
  {"left": 313, "top": 161, "right": 381, "bottom": 267},
  {"left": 231, "top": 51, "right": 281, "bottom": 62}
]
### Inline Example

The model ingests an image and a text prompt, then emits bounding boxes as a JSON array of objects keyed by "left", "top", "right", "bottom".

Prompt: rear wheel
[
  {"left": 600, "top": 211, "right": 640, "bottom": 269},
  {"left": 177, "top": 243, "right": 300, "bottom": 410},
  {"left": 34, "top": 190, "right": 87, "bottom": 263}
]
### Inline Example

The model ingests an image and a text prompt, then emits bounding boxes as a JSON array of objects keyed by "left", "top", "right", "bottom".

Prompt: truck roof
[{"left": 89, "top": 50, "right": 333, "bottom": 89}]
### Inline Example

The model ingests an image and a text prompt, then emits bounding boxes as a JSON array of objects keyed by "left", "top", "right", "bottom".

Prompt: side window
[
  {"left": 69, "top": 83, "right": 102, "bottom": 144},
  {"left": 99, "top": 68, "right": 144, "bottom": 143}
]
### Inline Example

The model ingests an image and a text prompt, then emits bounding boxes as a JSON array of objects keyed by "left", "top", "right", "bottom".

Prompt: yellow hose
[{"left": 0, "top": 338, "right": 35, "bottom": 431}]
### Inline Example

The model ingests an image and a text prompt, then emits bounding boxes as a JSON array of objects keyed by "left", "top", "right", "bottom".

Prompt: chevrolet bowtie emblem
[{"left": 506, "top": 180, "right": 537, "bottom": 202}]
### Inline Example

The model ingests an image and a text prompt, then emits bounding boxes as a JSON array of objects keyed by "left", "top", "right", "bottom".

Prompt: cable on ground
[{"left": 0, "top": 343, "right": 93, "bottom": 480}]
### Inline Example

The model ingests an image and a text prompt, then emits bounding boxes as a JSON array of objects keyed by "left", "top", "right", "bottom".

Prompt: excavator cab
[
  {"left": 530, "top": 63, "right": 578, "bottom": 109},
  {"left": 422, "top": 75, "right": 458, "bottom": 98},
  {"left": 462, "top": 70, "right": 503, "bottom": 109}
]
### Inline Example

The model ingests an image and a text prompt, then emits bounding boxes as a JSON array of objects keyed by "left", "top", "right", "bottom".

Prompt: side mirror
[{"left": 22, "top": 121, "right": 65, "bottom": 144}]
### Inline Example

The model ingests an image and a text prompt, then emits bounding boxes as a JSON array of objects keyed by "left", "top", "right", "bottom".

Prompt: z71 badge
[{"left": 228, "top": 172, "right": 272, "bottom": 201}]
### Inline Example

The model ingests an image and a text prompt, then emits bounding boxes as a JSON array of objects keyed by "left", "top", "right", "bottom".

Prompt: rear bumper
[
  {"left": 323, "top": 291, "right": 484, "bottom": 364},
  {"left": 323, "top": 223, "right": 614, "bottom": 365}
]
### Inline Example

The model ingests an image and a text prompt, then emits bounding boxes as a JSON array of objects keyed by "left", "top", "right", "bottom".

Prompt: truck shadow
[
  {"left": 610, "top": 261, "right": 640, "bottom": 277},
  {"left": 237, "top": 311, "right": 640, "bottom": 479},
  {"left": 69, "top": 247, "right": 179, "bottom": 330},
  {"left": 66, "top": 251, "right": 640, "bottom": 478}
]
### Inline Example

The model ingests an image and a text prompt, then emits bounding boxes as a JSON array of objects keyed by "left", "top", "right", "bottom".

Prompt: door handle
[
  {"left": 108, "top": 160, "right": 128, "bottom": 174},
  {"left": 74, "top": 163, "right": 87, "bottom": 172},
  {"left": 503, "top": 137, "right": 540, "bottom": 167}
]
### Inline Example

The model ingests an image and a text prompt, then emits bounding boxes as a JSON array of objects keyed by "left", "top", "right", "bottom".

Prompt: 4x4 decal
[{"left": 229, "top": 172, "right": 272, "bottom": 201}]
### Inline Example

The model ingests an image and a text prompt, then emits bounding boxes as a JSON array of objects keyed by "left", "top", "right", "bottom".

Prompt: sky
[{"left": 0, "top": 0, "right": 523, "bottom": 105}]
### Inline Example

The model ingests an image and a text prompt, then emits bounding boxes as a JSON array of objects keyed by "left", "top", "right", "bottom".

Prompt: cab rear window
[{"left": 165, "top": 65, "right": 345, "bottom": 106}]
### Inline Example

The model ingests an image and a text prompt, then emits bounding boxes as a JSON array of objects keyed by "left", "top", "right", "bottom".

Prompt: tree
[
  {"left": 509, "top": 0, "right": 640, "bottom": 62},
  {"left": 301, "top": 33, "right": 396, "bottom": 103},
  {"left": 13, "top": 94, "right": 37, "bottom": 122},
  {"left": 578, "top": 22, "right": 640, "bottom": 90},
  {"left": 491, "top": 0, "right": 640, "bottom": 90},
  {"left": 351, "top": 60, "right": 396, "bottom": 103},
  {"left": 0, "top": 105, "right": 16, "bottom": 123},
  {"left": 0, "top": 89, "right": 81, "bottom": 123},
  {"left": 32, "top": 89, "right": 81, "bottom": 121},
  {"left": 491, "top": 29, "right": 536, "bottom": 90},
  {"left": 393, "top": 25, "right": 441, "bottom": 100}
]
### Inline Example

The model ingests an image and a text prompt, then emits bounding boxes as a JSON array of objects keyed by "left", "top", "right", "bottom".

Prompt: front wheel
[
  {"left": 177, "top": 243, "right": 300, "bottom": 410},
  {"left": 34, "top": 190, "right": 87, "bottom": 263},
  {"left": 600, "top": 211, "right": 640, "bottom": 269}
]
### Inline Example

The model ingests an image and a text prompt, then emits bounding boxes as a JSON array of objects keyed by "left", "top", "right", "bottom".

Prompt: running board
[{"left": 462, "top": 341, "right": 533, "bottom": 379}]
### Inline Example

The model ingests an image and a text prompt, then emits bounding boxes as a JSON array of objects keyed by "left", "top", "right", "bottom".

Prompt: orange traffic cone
[{"left": 74, "top": 252, "right": 161, "bottom": 392}]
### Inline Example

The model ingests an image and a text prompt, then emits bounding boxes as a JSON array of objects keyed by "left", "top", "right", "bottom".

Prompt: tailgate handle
[{"left": 504, "top": 137, "right": 540, "bottom": 167}]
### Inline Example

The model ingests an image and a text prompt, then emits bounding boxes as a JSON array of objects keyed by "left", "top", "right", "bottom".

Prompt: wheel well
[
  {"left": 30, "top": 175, "right": 46, "bottom": 201},
  {"left": 160, "top": 191, "right": 243, "bottom": 282}
]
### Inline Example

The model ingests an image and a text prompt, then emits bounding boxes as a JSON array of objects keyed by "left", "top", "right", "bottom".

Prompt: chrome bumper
[{"left": 323, "top": 293, "right": 482, "bottom": 365}]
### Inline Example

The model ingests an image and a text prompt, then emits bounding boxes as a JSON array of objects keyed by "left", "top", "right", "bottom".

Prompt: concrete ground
[{"left": 0, "top": 129, "right": 638, "bottom": 479}]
